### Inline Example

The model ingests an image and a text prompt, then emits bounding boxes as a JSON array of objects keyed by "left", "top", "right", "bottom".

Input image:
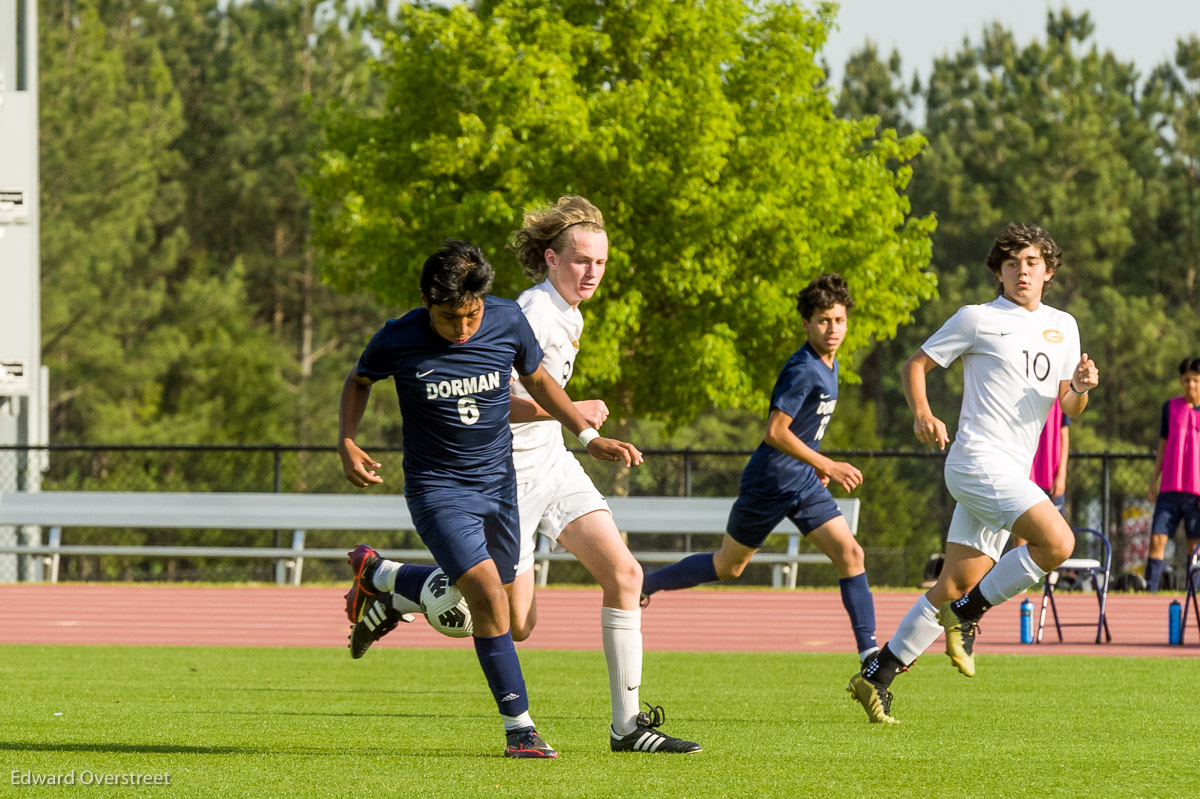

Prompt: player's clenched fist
[
  {"left": 1071, "top": 352, "right": 1098, "bottom": 393},
  {"left": 575, "top": 399, "right": 610, "bottom": 430},
  {"left": 821, "top": 460, "right": 863, "bottom": 493}
]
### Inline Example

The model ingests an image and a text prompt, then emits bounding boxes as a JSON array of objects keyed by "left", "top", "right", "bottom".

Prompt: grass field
[{"left": 2, "top": 645, "right": 1195, "bottom": 798}]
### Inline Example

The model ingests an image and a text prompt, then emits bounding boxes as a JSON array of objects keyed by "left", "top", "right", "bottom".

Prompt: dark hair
[
  {"left": 796, "top": 273, "right": 854, "bottom": 319},
  {"left": 986, "top": 223, "right": 1063, "bottom": 291},
  {"left": 1180, "top": 357, "right": 1200, "bottom": 376},
  {"left": 420, "top": 240, "right": 494, "bottom": 307}
]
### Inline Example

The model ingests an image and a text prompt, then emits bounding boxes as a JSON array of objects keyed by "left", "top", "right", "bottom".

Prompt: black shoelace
[{"left": 638, "top": 703, "right": 667, "bottom": 730}]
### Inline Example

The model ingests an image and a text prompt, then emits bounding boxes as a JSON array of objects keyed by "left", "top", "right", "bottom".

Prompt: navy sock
[
  {"left": 838, "top": 573, "right": 878, "bottom": 653},
  {"left": 1145, "top": 557, "right": 1165, "bottom": 593},
  {"left": 642, "top": 553, "right": 719, "bottom": 596},
  {"left": 951, "top": 585, "right": 992, "bottom": 622},
  {"left": 473, "top": 632, "right": 529, "bottom": 718},
  {"left": 861, "top": 644, "right": 905, "bottom": 689},
  {"left": 395, "top": 564, "right": 437, "bottom": 606}
]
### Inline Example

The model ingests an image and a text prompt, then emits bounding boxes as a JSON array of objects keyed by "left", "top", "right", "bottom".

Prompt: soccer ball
[{"left": 419, "top": 567, "right": 473, "bottom": 639}]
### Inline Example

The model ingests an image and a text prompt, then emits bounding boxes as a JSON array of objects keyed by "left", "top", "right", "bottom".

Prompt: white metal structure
[
  {"left": 0, "top": 0, "right": 45, "bottom": 581},
  {"left": 0, "top": 492, "right": 861, "bottom": 588}
]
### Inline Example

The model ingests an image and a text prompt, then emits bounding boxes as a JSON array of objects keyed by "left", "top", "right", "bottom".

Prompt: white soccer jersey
[
  {"left": 921, "top": 295, "right": 1080, "bottom": 471},
  {"left": 510, "top": 280, "right": 583, "bottom": 479}
]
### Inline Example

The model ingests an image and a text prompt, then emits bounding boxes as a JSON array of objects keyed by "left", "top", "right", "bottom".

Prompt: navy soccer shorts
[
  {"left": 725, "top": 474, "right": 842, "bottom": 550},
  {"left": 406, "top": 484, "right": 521, "bottom": 585},
  {"left": 1151, "top": 491, "right": 1200, "bottom": 542}
]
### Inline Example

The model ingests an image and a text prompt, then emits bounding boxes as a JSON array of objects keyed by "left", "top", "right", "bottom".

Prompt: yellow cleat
[
  {"left": 846, "top": 674, "right": 898, "bottom": 724},
  {"left": 938, "top": 601, "right": 979, "bottom": 677}
]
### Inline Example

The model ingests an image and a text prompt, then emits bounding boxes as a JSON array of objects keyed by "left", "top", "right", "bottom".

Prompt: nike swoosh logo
[
  {"left": 416, "top": 369, "right": 435, "bottom": 378},
  {"left": 820, "top": 394, "right": 832, "bottom": 399},
  {"left": 999, "top": 332, "right": 1014, "bottom": 337},
  {"left": 626, "top": 685, "right": 640, "bottom": 692}
]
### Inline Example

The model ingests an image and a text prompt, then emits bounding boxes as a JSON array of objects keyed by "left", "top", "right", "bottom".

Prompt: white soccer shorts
[
  {"left": 514, "top": 448, "right": 610, "bottom": 576},
  {"left": 943, "top": 459, "right": 1049, "bottom": 561}
]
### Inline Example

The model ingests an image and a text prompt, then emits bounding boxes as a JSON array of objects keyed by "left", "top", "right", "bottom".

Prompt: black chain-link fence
[{"left": 0, "top": 445, "right": 1174, "bottom": 588}]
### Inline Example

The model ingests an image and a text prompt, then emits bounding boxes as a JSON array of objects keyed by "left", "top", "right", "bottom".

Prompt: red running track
[{"left": 1, "top": 584, "right": 1197, "bottom": 657}]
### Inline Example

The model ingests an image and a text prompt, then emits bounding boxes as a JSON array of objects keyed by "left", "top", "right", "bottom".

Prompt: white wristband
[{"left": 577, "top": 427, "right": 600, "bottom": 447}]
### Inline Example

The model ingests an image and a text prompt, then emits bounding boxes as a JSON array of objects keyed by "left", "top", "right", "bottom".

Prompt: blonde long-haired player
[{"left": 504, "top": 196, "right": 700, "bottom": 754}]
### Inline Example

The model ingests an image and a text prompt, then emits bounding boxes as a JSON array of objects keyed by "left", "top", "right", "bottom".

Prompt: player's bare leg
[
  {"left": 507, "top": 568, "right": 538, "bottom": 642},
  {"left": 942, "top": 501, "right": 1071, "bottom": 676},
  {"left": 1011, "top": 501, "right": 1075, "bottom": 572},
  {"left": 927, "top": 543, "right": 997, "bottom": 609},
  {"left": 640, "top": 534, "right": 755, "bottom": 604},
  {"left": 711, "top": 534, "right": 758, "bottom": 580}
]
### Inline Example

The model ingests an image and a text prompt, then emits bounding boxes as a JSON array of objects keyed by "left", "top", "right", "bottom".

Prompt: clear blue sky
[{"left": 820, "top": 0, "right": 1200, "bottom": 87}]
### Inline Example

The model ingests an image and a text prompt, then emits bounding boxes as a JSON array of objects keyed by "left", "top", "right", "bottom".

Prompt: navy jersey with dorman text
[
  {"left": 356, "top": 296, "right": 544, "bottom": 491},
  {"left": 739, "top": 343, "right": 839, "bottom": 496}
]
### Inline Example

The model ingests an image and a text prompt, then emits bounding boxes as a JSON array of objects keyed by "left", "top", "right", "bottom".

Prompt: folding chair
[
  {"left": 1180, "top": 541, "right": 1200, "bottom": 644},
  {"left": 1036, "top": 527, "right": 1112, "bottom": 644}
]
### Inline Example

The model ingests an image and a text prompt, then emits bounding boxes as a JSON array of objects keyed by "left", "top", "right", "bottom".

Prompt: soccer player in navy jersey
[
  {"left": 337, "top": 240, "right": 642, "bottom": 758},
  {"left": 640, "top": 273, "right": 878, "bottom": 662},
  {"left": 346, "top": 199, "right": 699, "bottom": 754}
]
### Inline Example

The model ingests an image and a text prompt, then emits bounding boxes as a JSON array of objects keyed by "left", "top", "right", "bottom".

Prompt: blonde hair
[{"left": 509, "top": 196, "right": 605, "bottom": 281}]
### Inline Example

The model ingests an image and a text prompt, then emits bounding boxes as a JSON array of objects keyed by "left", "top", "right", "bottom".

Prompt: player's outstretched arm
[
  {"left": 517, "top": 366, "right": 642, "bottom": 466},
  {"left": 764, "top": 409, "right": 862, "bottom": 492},
  {"left": 902, "top": 349, "right": 948, "bottom": 450},
  {"left": 338, "top": 366, "right": 383, "bottom": 487},
  {"left": 1060, "top": 352, "right": 1098, "bottom": 418}
]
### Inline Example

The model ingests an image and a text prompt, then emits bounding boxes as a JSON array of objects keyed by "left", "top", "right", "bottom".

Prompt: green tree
[
  {"left": 1067, "top": 288, "right": 1196, "bottom": 446},
  {"left": 132, "top": 0, "right": 386, "bottom": 446},
  {"left": 860, "top": 10, "right": 1173, "bottom": 449},
  {"left": 1142, "top": 36, "right": 1200, "bottom": 308},
  {"left": 912, "top": 11, "right": 1160, "bottom": 306},
  {"left": 40, "top": 0, "right": 292, "bottom": 444},
  {"left": 832, "top": 42, "right": 926, "bottom": 438},
  {"left": 834, "top": 43, "right": 916, "bottom": 137},
  {"left": 311, "top": 0, "right": 936, "bottom": 435}
]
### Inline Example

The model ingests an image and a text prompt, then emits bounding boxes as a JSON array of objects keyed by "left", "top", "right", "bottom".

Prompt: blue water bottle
[
  {"left": 1168, "top": 599, "right": 1182, "bottom": 645},
  {"left": 1020, "top": 598, "right": 1034, "bottom": 644}
]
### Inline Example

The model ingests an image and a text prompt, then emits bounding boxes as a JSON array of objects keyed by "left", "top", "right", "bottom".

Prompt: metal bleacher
[{"left": 0, "top": 492, "right": 859, "bottom": 588}]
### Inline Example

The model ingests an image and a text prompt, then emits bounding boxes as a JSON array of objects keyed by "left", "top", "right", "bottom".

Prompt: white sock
[
  {"left": 979, "top": 545, "right": 1046, "bottom": 606},
  {"left": 889, "top": 595, "right": 943, "bottom": 665},
  {"left": 858, "top": 646, "right": 880, "bottom": 663},
  {"left": 372, "top": 559, "right": 400, "bottom": 592},
  {"left": 389, "top": 592, "right": 422, "bottom": 614},
  {"left": 502, "top": 711, "right": 534, "bottom": 732},
  {"left": 601, "top": 606, "right": 643, "bottom": 736}
]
